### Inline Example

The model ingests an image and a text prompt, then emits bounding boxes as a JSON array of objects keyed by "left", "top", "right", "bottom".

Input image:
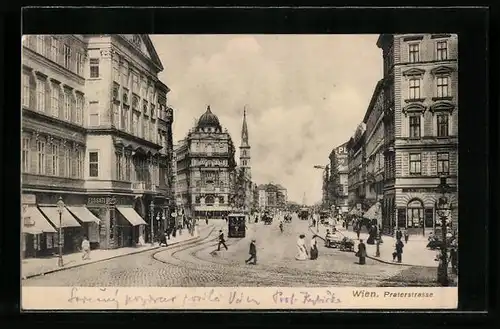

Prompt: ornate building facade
[
  {"left": 234, "top": 109, "right": 254, "bottom": 213},
  {"left": 377, "top": 33, "right": 458, "bottom": 235},
  {"left": 21, "top": 34, "right": 175, "bottom": 258},
  {"left": 175, "top": 106, "right": 237, "bottom": 219}
]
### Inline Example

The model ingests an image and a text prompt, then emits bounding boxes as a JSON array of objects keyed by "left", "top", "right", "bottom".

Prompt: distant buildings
[
  {"left": 21, "top": 34, "right": 175, "bottom": 259},
  {"left": 174, "top": 106, "right": 237, "bottom": 219},
  {"left": 257, "top": 183, "right": 288, "bottom": 211}
]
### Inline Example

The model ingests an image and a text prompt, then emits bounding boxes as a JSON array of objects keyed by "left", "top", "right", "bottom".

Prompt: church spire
[{"left": 241, "top": 106, "right": 249, "bottom": 147}]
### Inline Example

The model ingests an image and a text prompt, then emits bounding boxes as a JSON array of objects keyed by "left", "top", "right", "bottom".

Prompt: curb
[
  {"left": 309, "top": 226, "right": 438, "bottom": 268},
  {"left": 22, "top": 234, "right": 201, "bottom": 280}
]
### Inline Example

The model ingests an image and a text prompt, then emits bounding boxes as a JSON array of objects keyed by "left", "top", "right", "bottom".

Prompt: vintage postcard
[{"left": 21, "top": 33, "right": 458, "bottom": 310}]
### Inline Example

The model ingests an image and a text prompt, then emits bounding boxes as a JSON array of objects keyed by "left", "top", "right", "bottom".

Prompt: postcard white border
[{"left": 21, "top": 286, "right": 458, "bottom": 310}]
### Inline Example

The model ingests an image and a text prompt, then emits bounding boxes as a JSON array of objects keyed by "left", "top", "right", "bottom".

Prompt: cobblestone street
[{"left": 23, "top": 218, "right": 443, "bottom": 287}]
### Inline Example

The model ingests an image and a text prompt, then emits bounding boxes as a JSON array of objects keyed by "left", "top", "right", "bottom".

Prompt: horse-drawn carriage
[
  {"left": 325, "top": 231, "right": 355, "bottom": 252},
  {"left": 284, "top": 213, "right": 292, "bottom": 223},
  {"left": 262, "top": 213, "right": 273, "bottom": 225},
  {"left": 298, "top": 208, "right": 309, "bottom": 221}
]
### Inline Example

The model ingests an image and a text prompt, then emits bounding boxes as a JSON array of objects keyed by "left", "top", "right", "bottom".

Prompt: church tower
[{"left": 239, "top": 107, "right": 251, "bottom": 178}]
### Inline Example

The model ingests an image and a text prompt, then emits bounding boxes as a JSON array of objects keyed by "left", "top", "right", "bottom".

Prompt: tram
[{"left": 227, "top": 213, "right": 246, "bottom": 238}]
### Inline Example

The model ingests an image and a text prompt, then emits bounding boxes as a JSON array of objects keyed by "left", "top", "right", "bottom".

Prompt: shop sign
[
  {"left": 87, "top": 196, "right": 117, "bottom": 206},
  {"left": 22, "top": 194, "right": 36, "bottom": 205}
]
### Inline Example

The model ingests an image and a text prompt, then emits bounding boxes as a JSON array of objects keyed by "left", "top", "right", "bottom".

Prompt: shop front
[
  {"left": 87, "top": 194, "right": 147, "bottom": 249},
  {"left": 22, "top": 192, "right": 87, "bottom": 257}
]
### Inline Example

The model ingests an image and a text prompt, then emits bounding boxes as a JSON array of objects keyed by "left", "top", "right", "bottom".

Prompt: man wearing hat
[
  {"left": 217, "top": 229, "right": 228, "bottom": 251},
  {"left": 245, "top": 239, "right": 257, "bottom": 265}
]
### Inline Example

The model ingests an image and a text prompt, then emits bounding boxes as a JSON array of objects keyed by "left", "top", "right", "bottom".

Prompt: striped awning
[
  {"left": 116, "top": 207, "right": 148, "bottom": 226},
  {"left": 22, "top": 206, "right": 57, "bottom": 234},
  {"left": 363, "top": 202, "right": 381, "bottom": 222},
  {"left": 67, "top": 206, "right": 100, "bottom": 224},
  {"left": 39, "top": 207, "right": 81, "bottom": 228}
]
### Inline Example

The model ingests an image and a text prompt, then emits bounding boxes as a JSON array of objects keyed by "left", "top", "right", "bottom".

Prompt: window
[
  {"left": 63, "top": 44, "right": 71, "bottom": 69},
  {"left": 76, "top": 52, "right": 84, "bottom": 76},
  {"left": 436, "top": 76, "right": 449, "bottom": 98},
  {"left": 424, "top": 208, "right": 434, "bottom": 229},
  {"left": 409, "top": 116, "right": 421, "bottom": 138},
  {"left": 132, "top": 113, "right": 138, "bottom": 135},
  {"left": 36, "top": 35, "right": 45, "bottom": 55},
  {"left": 36, "top": 78, "right": 46, "bottom": 112},
  {"left": 51, "top": 144, "right": 59, "bottom": 176},
  {"left": 50, "top": 85, "right": 60, "bottom": 117},
  {"left": 125, "top": 154, "right": 131, "bottom": 181},
  {"left": 75, "top": 94, "right": 84, "bottom": 125},
  {"left": 77, "top": 149, "right": 84, "bottom": 178},
  {"left": 113, "top": 103, "right": 119, "bottom": 127},
  {"left": 71, "top": 149, "right": 77, "bottom": 178},
  {"left": 64, "top": 147, "right": 71, "bottom": 177},
  {"left": 64, "top": 92, "right": 71, "bottom": 121},
  {"left": 141, "top": 80, "right": 147, "bottom": 98},
  {"left": 50, "top": 37, "right": 59, "bottom": 62},
  {"left": 121, "top": 65, "right": 129, "bottom": 86},
  {"left": 437, "top": 152, "right": 449, "bottom": 175},
  {"left": 436, "top": 41, "right": 448, "bottom": 60},
  {"left": 409, "top": 153, "right": 421, "bottom": 175},
  {"left": 408, "top": 43, "right": 420, "bottom": 63},
  {"left": 22, "top": 72, "right": 31, "bottom": 108},
  {"left": 409, "top": 78, "right": 421, "bottom": 99},
  {"left": 437, "top": 114, "right": 449, "bottom": 137},
  {"left": 89, "top": 152, "right": 99, "bottom": 177},
  {"left": 143, "top": 119, "right": 149, "bottom": 140},
  {"left": 89, "top": 101, "right": 99, "bottom": 126},
  {"left": 132, "top": 73, "right": 139, "bottom": 93},
  {"left": 90, "top": 58, "right": 100, "bottom": 78},
  {"left": 407, "top": 200, "right": 424, "bottom": 228},
  {"left": 121, "top": 106, "right": 129, "bottom": 131},
  {"left": 22, "top": 137, "right": 31, "bottom": 173},
  {"left": 36, "top": 140, "right": 46, "bottom": 174},
  {"left": 116, "top": 153, "right": 123, "bottom": 180},
  {"left": 113, "top": 63, "right": 119, "bottom": 82}
]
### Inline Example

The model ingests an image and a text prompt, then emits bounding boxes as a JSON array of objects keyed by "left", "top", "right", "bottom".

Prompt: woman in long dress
[
  {"left": 310, "top": 235, "right": 319, "bottom": 260},
  {"left": 295, "top": 234, "right": 308, "bottom": 261}
]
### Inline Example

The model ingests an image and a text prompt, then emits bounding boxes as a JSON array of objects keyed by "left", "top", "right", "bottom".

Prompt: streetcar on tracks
[{"left": 227, "top": 213, "right": 246, "bottom": 238}]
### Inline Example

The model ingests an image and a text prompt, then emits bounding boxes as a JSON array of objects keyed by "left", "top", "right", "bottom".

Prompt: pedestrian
[
  {"left": 356, "top": 225, "right": 361, "bottom": 240},
  {"left": 245, "top": 239, "right": 257, "bottom": 265},
  {"left": 295, "top": 234, "right": 308, "bottom": 261},
  {"left": 310, "top": 235, "right": 319, "bottom": 260},
  {"left": 395, "top": 239, "right": 404, "bottom": 263},
  {"left": 450, "top": 238, "right": 458, "bottom": 274},
  {"left": 396, "top": 228, "right": 403, "bottom": 241},
  {"left": 217, "top": 229, "right": 228, "bottom": 251},
  {"left": 404, "top": 230, "right": 409, "bottom": 244},
  {"left": 279, "top": 219, "right": 284, "bottom": 233},
  {"left": 81, "top": 236, "right": 91, "bottom": 260},
  {"left": 356, "top": 239, "right": 367, "bottom": 265},
  {"left": 205, "top": 217, "right": 208, "bottom": 225}
]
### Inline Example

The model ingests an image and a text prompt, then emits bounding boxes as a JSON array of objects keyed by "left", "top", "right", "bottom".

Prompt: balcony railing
[{"left": 132, "top": 181, "right": 157, "bottom": 192}]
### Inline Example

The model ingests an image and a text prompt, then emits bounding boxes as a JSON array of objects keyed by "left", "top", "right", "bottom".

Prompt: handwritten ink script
[
  {"left": 67, "top": 287, "right": 262, "bottom": 309},
  {"left": 272, "top": 289, "right": 342, "bottom": 306}
]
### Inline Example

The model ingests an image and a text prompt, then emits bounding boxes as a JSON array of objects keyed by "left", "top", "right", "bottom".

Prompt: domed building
[{"left": 175, "top": 106, "right": 237, "bottom": 219}]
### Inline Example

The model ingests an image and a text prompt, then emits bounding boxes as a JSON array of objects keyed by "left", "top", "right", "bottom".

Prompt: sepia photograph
[{"left": 20, "top": 33, "right": 459, "bottom": 309}]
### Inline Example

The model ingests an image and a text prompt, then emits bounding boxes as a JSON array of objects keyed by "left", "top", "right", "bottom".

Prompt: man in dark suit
[
  {"left": 217, "top": 229, "right": 228, "bottom": 251},
  {"left": 245, "top": 239, "right": 257, "bottom": 265}
]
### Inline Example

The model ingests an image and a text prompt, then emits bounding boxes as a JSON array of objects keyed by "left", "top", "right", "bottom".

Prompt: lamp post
[
  {"left": 149, "top": 201, "right": 155, "bottom": 245},
  {"left": 436, "top": 175, "right": 452, "bottom": 286},
  {"left": 56, "top": 196, "right": 65, "bottom": 267}
]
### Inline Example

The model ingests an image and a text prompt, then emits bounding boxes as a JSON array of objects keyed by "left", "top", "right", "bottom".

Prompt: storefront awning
[
  {"left": 39, "top": 207, "right": 82, "bottom": 228},
  {"left": 67, "top": 206, "right": 101, "bottom": 224},
  {"left": 116, "top": 207, "right": 148, "bottom": 226},
  {"left": 363, "top": 202, "right": 381, "bottom": 222},
  {"left": 22, "top": 206, "right": 57, "bottom": 234}
]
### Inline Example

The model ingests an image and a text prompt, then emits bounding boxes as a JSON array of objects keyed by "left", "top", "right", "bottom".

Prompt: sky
[{"left": 150, "top": 35, "right": 383, "bottom": 204}]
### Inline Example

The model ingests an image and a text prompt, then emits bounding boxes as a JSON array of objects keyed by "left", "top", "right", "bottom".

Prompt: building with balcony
[
  {"left": 346, "top": 124, "right": 367, "bottom": 212},
  {"left": 175, "top": 106, "right": 237, "bottom": 219},
  {"left": 363, "top": 80, "right": 385, "bottom": 204},
  {"left": 377, "top": 33, "right": 458, "bottom": 236},
  {"left": 21, "top": 34, "right": 174, "bottom": 257},
  {"left": 256, "top": 183, "right": 288, "bottom": 212}
]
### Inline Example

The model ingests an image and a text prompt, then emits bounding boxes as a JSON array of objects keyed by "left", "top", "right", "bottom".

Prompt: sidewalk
[
  {"left": 311, "top": 224, "right": 446, "bottom": 268},
  {"left": 22, "top": 226, "right": 204, "bottom": 280}
]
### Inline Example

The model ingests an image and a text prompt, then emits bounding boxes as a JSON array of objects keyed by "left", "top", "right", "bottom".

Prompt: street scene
[{"left": 21, "top": 34, "right": 458, "bottom": 289}]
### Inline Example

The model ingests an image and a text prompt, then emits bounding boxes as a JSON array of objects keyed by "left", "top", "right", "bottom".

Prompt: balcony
[{"left": 132, "top": 181, "right": 157, "bottom": 193}]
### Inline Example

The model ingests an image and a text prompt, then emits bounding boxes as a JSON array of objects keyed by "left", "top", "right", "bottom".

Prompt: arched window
[
  {"left": 205, "top": 195, "right": 215, "bottom": 205},
  {"left": 407, "top": 199, "right": 424, "bottom": 228},
  {"left": 206, "top": 143, "right": 213, "bottom": 155}
]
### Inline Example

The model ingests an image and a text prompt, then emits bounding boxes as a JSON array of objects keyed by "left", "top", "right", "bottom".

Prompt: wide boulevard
[{"left": 23, "top": 216, "right": 438, "bottom": 287}]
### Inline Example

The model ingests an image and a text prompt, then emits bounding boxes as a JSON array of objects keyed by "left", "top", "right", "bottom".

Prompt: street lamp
[
  {"left": 56, "top": 196, "right": 65, "bottom": 267},
  {"left": 436, "top": 175, "right": 453, "bottom": 286},
  {"left": 149, "top": 201, "right": 155, "bottom": 245}
]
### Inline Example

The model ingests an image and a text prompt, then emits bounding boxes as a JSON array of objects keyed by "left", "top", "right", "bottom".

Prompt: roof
[{"left": 197, "top": 105, "right": 221, "bottom": 129}]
